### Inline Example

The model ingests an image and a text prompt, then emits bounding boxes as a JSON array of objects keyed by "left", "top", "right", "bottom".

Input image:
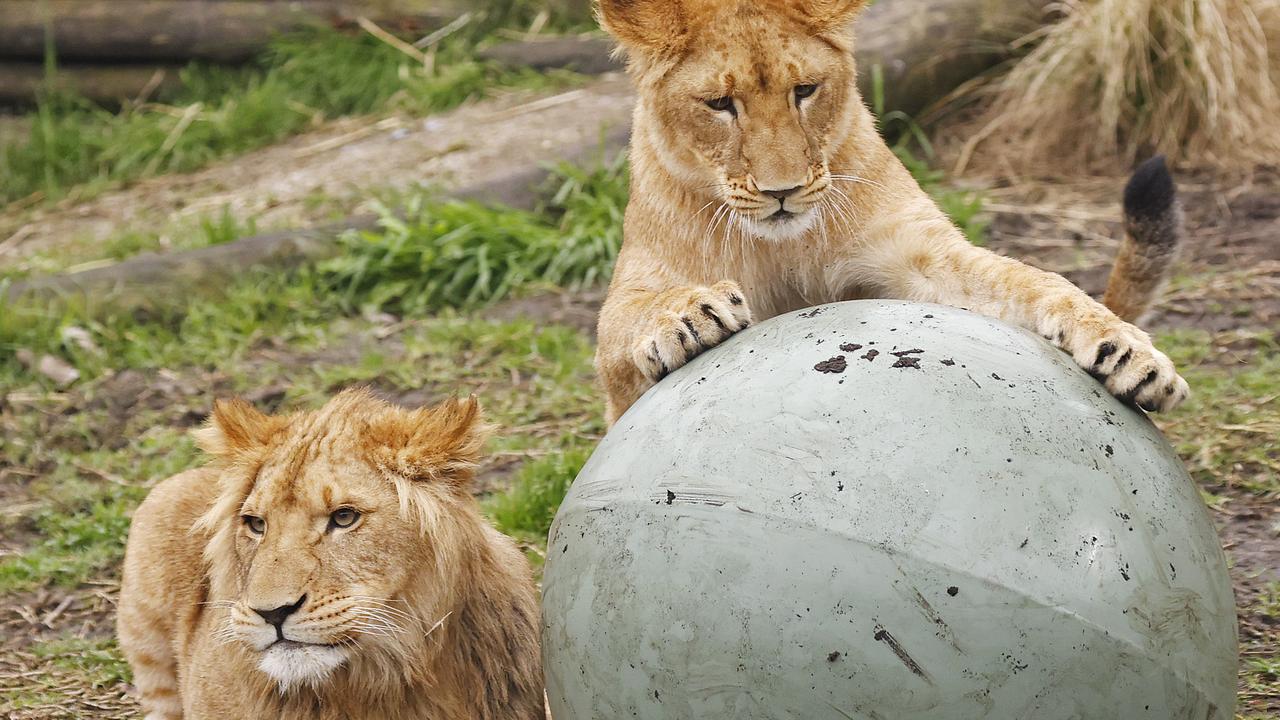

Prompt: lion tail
[{"left": 1101, "top": 156, "right": 1186, "bottom": 323}]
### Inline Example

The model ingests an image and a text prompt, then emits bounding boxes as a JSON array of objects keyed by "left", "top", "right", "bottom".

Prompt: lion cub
[
  {"left": 594, "top": 0, "right": 1189, "bottom": 423},
  {"left": 117, "top": 389, "right": 544, "bottom": 720}
]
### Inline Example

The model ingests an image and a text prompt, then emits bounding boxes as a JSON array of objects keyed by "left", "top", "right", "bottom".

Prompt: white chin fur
[
  {"left": 741, "top": 210, "right": 817, "bottom": 241},
  {"left": 258, "top": 643, "right": 347, "bottom": 691}
]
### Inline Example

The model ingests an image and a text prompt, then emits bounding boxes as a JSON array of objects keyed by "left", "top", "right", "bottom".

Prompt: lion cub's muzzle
[
  {"left": 723, "top": 170, "right": 832, "bottom": 240},
  {"left": 730, "top": 170, "right": 833, "bottom": 220}
]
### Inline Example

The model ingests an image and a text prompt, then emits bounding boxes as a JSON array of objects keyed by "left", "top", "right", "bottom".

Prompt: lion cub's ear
[
  {"left": 193, "top": 398, "right": 287, "bottom": 458},
  {"left": 369, "top": 396, "right": 492, "bottom": 486},
  {"left": 596, "top": 0, "right": 689, "bottom": 56},
  {"left": 795, "top": 0, "right": 868, "bottom": 33}
]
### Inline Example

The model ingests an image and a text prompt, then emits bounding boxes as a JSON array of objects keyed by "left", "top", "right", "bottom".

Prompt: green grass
[
  {"left": 0, "top": 154, "right": 627, "bottom": 384},
  {"left": 1156, "top": 329, "right": 1280, "bottom": 497},
  {"left": 1, "top": 27, "right": 575, "bottom": 207},
  {"left": 33, "top": 637, "right": 131, "bottom": 688},
  {"left": 0, "top": 426, "right": 199, "bottom": 593},
  {"left": 319, "top": 151, "right": 627, "bottom": 314},
  {"left": 485, "top": 441, "right": 594, "bottom": 541}
]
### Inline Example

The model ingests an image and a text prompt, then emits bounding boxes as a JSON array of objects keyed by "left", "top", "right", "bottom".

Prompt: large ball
[{"left": 543, "top": 301, "right": 1236, "bottom": 719}]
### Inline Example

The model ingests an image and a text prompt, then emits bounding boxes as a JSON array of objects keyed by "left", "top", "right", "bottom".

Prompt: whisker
[
  {"left": 423, "top": 611, "right": 452, "bottom": 641},
  {"left": 825, "top": 186, "right": 859, "bottom": 238},
  {"left": 829, "top": 174, "right": 887, "bottom": 191},
  {"left": 350, "top": 599, "right": 417, "bottom": 621},
  {"left": 707, "top": 203, "right": 731, "bottom": 252}
]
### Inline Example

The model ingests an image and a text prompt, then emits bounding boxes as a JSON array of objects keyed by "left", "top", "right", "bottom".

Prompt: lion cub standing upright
[
  {"left": 594, "top": 0, "right": 1189, "bottom": 423},
  {"left": 117, "top": 389, "right": 544, "bottom": 720}
]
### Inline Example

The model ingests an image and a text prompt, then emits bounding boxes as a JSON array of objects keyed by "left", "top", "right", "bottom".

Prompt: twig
[
  {"left": 484, "top": 89, "right": 589, "bottom": 122},
  {"left": 40, "top": 596, "right": 75, "bottom": 628},
  {"left": 132, "top": 68, "right": 167, "bottom": 106},
  {"left": 297, "top": 117, "right": 402, "bottom": 158},
  {"left": 73, "top": 462, "right": 128, "bottom": 486},
  {"left": 143, "top": 102, "right": 202, "bottom": 176},
  {"left": 357, "top": 16, "right": 427, "bottom": 65},
  {"left": 414, "top": 12, "right": 473, "bottom": 49}
]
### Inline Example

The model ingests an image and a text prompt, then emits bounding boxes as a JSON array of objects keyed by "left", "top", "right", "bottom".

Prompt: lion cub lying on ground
[{"left": 117, "top": 389, "right": 544, "bottom": 720}]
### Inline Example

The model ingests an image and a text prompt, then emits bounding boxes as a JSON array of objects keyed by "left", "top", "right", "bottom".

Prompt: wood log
[
  {"left": 0, "top": 63, "right": 185, "bottom": 105},
  {"left": 0, "top": 0, "right": 467, "bottom": 63},
  {"left": 481, "top": 0, "right": 1055, "bottom": 119},
  {"left": 479, "top": 37, "right": 621, "bottom": 75},
  {"left": 856, "top": 0, "right": 1054, "bottom": 119}
]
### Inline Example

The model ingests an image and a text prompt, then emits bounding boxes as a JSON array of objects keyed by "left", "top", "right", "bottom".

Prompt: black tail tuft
[{"left": 1123, "top": 155, "right": 1177, "bottom": 231}]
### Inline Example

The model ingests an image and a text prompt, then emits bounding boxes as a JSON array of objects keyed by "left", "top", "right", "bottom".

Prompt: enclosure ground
[{"left": 2, "top": 161, "right": 1277, "bottom": 718}]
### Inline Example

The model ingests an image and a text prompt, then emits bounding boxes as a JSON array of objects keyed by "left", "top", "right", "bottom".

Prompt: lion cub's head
[
  {"left": 192, "top": 388, "right": 494, "bottom": 690},
  {"left": 600, "top": 0, "right": 868, "bottom": 241}
]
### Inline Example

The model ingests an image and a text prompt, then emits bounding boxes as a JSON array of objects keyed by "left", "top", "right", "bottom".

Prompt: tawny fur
[
  {"left": 594, "top": 0, "right": 1189, "bottom": 424},
  {"left": 1102, "top": 156, "right": 1185, "bottom": 324},
  {"left": 117, "top": 389, "right": 544, "bottom": 720}
]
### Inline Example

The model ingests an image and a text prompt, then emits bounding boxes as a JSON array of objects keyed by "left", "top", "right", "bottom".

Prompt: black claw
[
  {"left": 676, "top": 329, "right": 698, "bottom": 362},
  {"left": 1112, "top": 350, "right": 1133, "bottom": 373},
  {"left": 1093, "top": 341, "right": 1118, "bottom": 368},
  {"left": 1119, "top": 369, "right": 1158, "bottom": 405},
  {"left": 1132, "top": 369, "right": 1158, "bottom": 394},
  {"left": 682, "top": 318, "right": 702, "bottom": 346},
  {"left": 701, "top": 303, "right": 729, "bottom": 335}
]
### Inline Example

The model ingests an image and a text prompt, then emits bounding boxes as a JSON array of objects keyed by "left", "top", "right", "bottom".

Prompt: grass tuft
[
  {"left": 955, "top": 0, "right": 1280, "bottom": 173},
  {"left": 317, "top": 150, "right": 628, "bottom": 313},
  {"left": 485, "top": 441, "right": 594, "bottom": 541}
]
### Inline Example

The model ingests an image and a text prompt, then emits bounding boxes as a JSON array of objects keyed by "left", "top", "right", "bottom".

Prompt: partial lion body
[
  {"left": 118, "top": 469, "right": 217, "bottom": 720},
  {"left": 118, "top": 391, "right": 544, "bottom": 720},
  {"left": 594, "top": 0, "right": 1187, "bottom": 424}
]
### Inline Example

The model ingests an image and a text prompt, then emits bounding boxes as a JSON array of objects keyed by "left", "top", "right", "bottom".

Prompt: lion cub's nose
[
  {"left": 761, "top": 185, "right": 803, "bottom": 200},
  {"left": 253, "top": 594, "right": 307, "bottom": 630}
]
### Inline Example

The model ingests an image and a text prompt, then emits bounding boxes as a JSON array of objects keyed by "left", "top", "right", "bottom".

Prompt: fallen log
[
  {"left": 0, "top": 0, "right": 467, "bottom": 63},
  {"left": 0, "top": 63, "right": 184, "bottom": 105},
  {"left": 479, "top": 36, "right": 621, "bottom": 76},
  {"left": 857, "top": 0, "right": 1054, "bottom": 119},
  {"left": 480, "top": 0, "right": 1055, "bottom": 120}
]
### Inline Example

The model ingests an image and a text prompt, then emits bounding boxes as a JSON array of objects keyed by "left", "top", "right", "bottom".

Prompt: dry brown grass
[{"left": 952, "top": 0, "right": 1280, "bottom": 175}]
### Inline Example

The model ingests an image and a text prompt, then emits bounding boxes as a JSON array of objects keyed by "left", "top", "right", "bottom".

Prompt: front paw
[
  {"left": 1061, "top": 322, "right": 1189, "bottom": 412},
  {"left": 631, "top": 281, "right": 753, "bottom": 382}
]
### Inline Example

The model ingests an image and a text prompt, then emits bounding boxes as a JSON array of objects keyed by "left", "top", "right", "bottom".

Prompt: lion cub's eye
[
  {"left": 704, "top": 96, "right": 736, "bottom": 116},
  {"left": 328, "top": 508, "right": 361, "bottom": 530},
  {"left": 242, "top": 515, "right": 265, "bottom": 535},
  {"left": 794, "top": 84, "right": 819, "bottom": 102}
]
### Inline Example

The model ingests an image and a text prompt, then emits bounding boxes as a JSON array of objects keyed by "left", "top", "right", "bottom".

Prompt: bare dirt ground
[{"left": 0, "top": 75, "right": 634, "bottom": 271}]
